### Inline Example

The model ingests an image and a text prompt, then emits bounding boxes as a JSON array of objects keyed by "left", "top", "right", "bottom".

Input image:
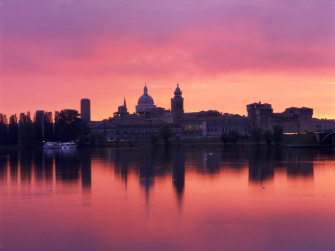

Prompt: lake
[{"left": 0, "top": 147, "right": 334, "bottom": 251}]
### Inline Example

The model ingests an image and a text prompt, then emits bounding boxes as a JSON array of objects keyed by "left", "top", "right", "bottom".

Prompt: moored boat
[{"left": 43, "top": 142, "right": 77, "bottom": 150}]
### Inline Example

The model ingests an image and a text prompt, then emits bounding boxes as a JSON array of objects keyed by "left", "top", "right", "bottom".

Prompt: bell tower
[{"left": 171, "top": 84, "right": 184, "bottom": 123}]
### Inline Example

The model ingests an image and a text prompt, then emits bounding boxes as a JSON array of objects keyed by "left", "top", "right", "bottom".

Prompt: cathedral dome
[
  {"left": 174, "top": 83, "right": 182, "bottom": 96},
  {"left": 138, "top": 85, "right": 154, "bottom": 105}
]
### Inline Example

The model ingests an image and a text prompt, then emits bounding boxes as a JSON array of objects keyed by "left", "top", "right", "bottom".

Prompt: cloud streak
[{"left": 1, "top": 0, "right": 335, "bottom": 119}]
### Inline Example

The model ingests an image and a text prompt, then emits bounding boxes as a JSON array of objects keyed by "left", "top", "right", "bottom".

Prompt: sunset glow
[{"left": 1, "top": 0, "right": 335, "bottom": 120}]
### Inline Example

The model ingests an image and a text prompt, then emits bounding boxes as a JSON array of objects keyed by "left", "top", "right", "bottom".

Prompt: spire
[
  {"left": 174, "top": 83, "right": 182, "bottom": 96},
  {"left": 123, "top": 97, "right": 127, "bottom": 108},
  {"left": 144, "top": 83, "right": 148, "bottom": 95}
]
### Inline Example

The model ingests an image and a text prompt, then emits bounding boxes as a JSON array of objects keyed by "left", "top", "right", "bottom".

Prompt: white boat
[
  {"left": 43, "top": 142, "right": 77, "bottom": 150},
  {"left": 61, "top": 142, "right": 77, "bottom": 150},
  {"left": 43, "top": 142, "right": 59, "bottom": 149}
]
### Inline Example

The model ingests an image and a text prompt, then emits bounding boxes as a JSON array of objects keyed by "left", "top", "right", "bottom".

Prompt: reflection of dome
[
  {"left": 174, "top": 83, "right": 182, "bottom": 96},
  {"left": 138, "top": 85, "right": 154, "bottom": 105}
]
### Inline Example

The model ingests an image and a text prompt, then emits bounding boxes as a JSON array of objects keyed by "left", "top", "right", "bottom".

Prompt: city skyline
[
  {"left": 1, "top": 0, "right": 334, "bottom": 120},
  {"left": 1, "top": 83, "right": 334, "bottom": 121}
]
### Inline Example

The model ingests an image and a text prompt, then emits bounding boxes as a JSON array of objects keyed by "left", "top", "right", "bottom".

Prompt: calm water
[{"left": 0, "top": 147, "right": 334, "bottom": 251}]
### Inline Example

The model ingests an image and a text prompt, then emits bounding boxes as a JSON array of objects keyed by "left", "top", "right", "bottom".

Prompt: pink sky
[{"left": 1, "top": 0, "right": 335, "bottom": 120}]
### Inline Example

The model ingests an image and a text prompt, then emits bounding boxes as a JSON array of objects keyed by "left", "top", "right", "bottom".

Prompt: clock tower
[{"left": 171, "top": 84, "right": 184, "bottom": 123}]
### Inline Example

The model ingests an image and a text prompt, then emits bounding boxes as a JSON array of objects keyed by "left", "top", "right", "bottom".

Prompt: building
[
  {"left": 136, "top": 85, "right": 156, "bottom": 114},
  {"left": 171, "top": 84, "right": 184, "bottom": 123},
  {"left": 88, "top": 86, "right": 319, "bottom": 140},
  {"left": 312, "top": 118, "right": 335, "bottom": 132},
  {"left": 247, "top": 102, "right": 273, "bottom": 129},
  {"left": 271, "top": 107, "right": 313, "bottom": 133},
  {"left": 114, "top": 98, "right": 129, "bottom": 118},
  {"left": 81, "top": 99, "right": 91, "bottom": 122},
  {"left": 204, "top": 114, "right": 249, "bottom": 136},
  {"left": 182, "top": 111, "right": 249, "bottom": 137},
  {"left": 246, "top": 102, "right": 313, "bottom": 133}
]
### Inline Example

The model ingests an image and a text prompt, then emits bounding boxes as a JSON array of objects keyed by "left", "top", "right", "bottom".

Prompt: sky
[{"left": 0, "top": 0, "right": 335, "bottom": 120}]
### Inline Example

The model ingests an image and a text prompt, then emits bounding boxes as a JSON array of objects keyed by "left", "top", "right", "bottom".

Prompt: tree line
[
  {"left": 0, "top": 110, "right": 89, "bottom": 147},
  {"left": 220, "top": 125, "right": 283, "bottom": 146}
]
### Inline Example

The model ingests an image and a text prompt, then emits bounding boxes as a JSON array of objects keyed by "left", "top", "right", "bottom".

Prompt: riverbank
[{"left": 0, "top": 133, "right": 332, "bottom": 150}]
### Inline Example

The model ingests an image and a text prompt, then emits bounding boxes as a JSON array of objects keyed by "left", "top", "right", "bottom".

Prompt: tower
[
  {"left": 171, "top": 84, "right": 184, "bottom": 123},
  {"left": 115, "top": 97, "right": 129, "bottom": 117},
  {"left": 81, "top": 99, "right": 91, "bottom": 122}
]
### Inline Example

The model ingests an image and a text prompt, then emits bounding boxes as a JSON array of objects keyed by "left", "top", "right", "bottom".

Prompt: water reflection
[
  {"left": 0, "top": 153, "right": 8, "bottom": 181},
  {"left": 80, "top": 149, "right": 92, "bottom": 193},
  {"left": 248, "top": 148, "right": 275, "bottom": 182},
  {"left": 172, "top": 147, "right": 185, "bottom": 206},
  {"left": 0, "top": 147, "right": 333, "bottom": 203},
  {"left": 0, "top": 147, "right": 334, "bottom": 251},
  {"left": 9, "top": 151, "right": 18, "bottom": 183}
]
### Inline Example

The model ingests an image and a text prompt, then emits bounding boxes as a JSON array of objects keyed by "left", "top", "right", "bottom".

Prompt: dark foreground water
[{"left": 0, "top": 147, "right": 334, "bottom": 251}]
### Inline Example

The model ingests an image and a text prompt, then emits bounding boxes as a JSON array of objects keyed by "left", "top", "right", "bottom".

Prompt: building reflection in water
[
  {"left": 138, "top": 149, "right": 155, "bottom": 204},
  {"left": 114, "top": 149, "right": 130, "bottom": 187},
  {"left": 0, "top": 146, "right": 327, "bottom": 209},
  {"left": 284, "top": 149, "right": 314, "bottom": 177},
  {"left": 248, "top": 148, "right": 315, "bottom": 184},
  {"left": 55, "top": 151, "right": 79, "bottom": 182},
  {"left": 0, "top": 153, "right": 8, "bottom": 181},
  {"left": 80, "top": 149, "right": 92, "bottom": 193},
  {"left": 20, "top": 150, "right": 33, "bottom": 183},
  {"left": 9, "top": 151, "right": 18, "bottom": 183},
  {"left": 172, "top": 147, "right": 185, "bottom": 207},
  {"left": 248, "top": 148, "right": 275, "bottom": 183}
]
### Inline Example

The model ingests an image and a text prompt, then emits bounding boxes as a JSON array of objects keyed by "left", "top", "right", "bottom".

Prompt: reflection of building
[
  {"left": 284, "top": 149, "right": 314, "bottom": 177},
  {"left": 172, "top": 148, "right": 185, "bottom": 206},
  {"left": 81, "top": 98, "right": 91, "bottom": 122},
  {"left": 80, "top": 150, "right": 92, "bottom": 192},
  {"left": 248, "top": 148, "right": 274, "bottom": 182}
]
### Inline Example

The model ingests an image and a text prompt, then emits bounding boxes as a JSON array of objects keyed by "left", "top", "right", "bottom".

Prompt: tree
[
  {"left": 263, "top": 130, "right": 273, "bottom": 145},
  {"left": 150, "top": 133, "right": 159, "bottom": 146},
  {"left": 251, "top": 127, "right": 262, "bottom": 145},
  {"left": 44, "top": 112, "right": 54, "bottom": 141},
  {"left": 88, "top": 131, "right": 106, "bottom": 146},
  {"left": 159, "top": 125, "right": 172, "bottom": 146},
  {"left": 33, "top": 120, "right": 43, "bottom": 143},
  {"left": 220, "top": 132, "right": 228, "bottom": 145},
  {"left": 273, "top": 125, "right": 283, "bottom": 145},
  {"left": 227, "top": 130, "right": 240, "bottom": 145},
  {"left": 0, "top": 114, "right": 7, "bottom": 144},
  {"left": 8, "top": 115, "right": 18, "bottom": 145},
  {"left": 19, "top": 113, "right": 34, "bottom": 147},
  {"left": 57, "top": 109, "right": 82, "bottom": 142}
]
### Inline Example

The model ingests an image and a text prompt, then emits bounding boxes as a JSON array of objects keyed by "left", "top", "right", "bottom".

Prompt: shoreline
[{"left": 0, "top": 142, "right": 333, "bottom": 150}]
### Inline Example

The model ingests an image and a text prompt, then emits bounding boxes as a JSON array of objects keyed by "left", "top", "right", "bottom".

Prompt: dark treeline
[
  {"left": 220, "top": 125, "right": 283, "bottom": 146},
  {"left": 0, "top": 109, "right": 89, "bottom": 147}
]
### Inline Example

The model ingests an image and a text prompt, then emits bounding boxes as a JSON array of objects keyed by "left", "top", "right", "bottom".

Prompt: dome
[
  {"left": 174, "top": 83, "right": 182, "bottom": 96},
  {"left": 138, "top": 94, "right": 154, "bottom": 105},
  {"left": 138, "top": 85, "right": 154, "bottom": 105}
]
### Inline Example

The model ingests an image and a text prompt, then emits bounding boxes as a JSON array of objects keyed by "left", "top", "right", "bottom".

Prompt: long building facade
[
  {"left": 247, "top": 102, "right": 314, "bottom": 133},
  {"left": 87, "top": 85, "right": 323, "bottom": 140}
]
